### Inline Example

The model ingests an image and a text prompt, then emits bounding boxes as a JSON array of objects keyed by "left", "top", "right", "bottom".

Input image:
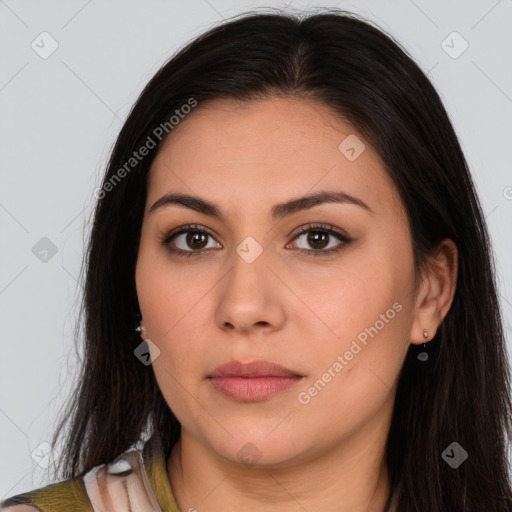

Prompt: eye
[
  {"left": 161, "top": 224, "right": 221, "bottom": 257},
  {"left": 161, "top": 222, "right": 351, "bottom": 258},
  {"left": 288, "top": 223, "right": 351, "bottom": 255}
]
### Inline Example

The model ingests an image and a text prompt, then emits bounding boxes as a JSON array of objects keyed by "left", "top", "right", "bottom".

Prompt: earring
[
  {"left": 417, "top": 329, "right": 429, "bottom": 362},
  {"left": 135, "top": 311, "right": 144, "bottom": 333}
]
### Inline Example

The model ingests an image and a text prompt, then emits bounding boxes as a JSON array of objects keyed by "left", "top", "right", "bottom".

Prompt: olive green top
[{"left": 0, "top": 440, "right": 180, "bottom": 511}]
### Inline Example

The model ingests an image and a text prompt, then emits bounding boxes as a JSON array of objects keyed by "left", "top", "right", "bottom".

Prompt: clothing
[
  {"left": 0, "top": 440, "right": 180, "bottom": 511},
  {"left": 1, "top": 441, "right": 400, "bottom": 511}
]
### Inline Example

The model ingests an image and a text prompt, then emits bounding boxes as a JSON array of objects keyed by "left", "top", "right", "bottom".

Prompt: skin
[{"left": 135, "top": 96, "right": 458, "bottom": 511}]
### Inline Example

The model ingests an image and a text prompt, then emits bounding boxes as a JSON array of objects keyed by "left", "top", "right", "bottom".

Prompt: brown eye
[
  {"left": 184, "top": 232, "right": 209, "bottom": 250},
  {"left": 170, "top": 230, "right": 220, "bottom": 252},
  {"left": 161, "top": 224, "right": 222, "bottom": 256},
  {"left": 290, "top": 224, "right": 351, "bottom": 255},
  {"left": 305, "top": 231, "right": 329, "bottom": 250}
]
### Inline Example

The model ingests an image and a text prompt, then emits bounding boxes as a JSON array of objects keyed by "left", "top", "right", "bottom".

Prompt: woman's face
[{"left": 135, "top": 96, "right": 422, "bottom": 467}]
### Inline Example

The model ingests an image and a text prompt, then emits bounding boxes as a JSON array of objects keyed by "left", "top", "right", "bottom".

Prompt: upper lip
[{"left": 208, "top": 360, "right": 302, "bottom": 378}]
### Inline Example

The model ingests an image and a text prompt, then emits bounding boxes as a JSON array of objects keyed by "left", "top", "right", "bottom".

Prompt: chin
[{"left": 207, "top": 432, "right": 307, "bottom": 469}]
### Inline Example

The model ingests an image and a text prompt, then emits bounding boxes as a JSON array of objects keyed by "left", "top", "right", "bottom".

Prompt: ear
[{"left": 409, "top": 238, "right": 458, "bottom": 345}]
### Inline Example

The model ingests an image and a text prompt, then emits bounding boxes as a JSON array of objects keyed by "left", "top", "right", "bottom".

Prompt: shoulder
[
  {"left": 0, "top": 507, "right": 39, "bottom": 512},
  {"left": 0, "top": 475, "right": 91, "bottom": 512},
  {"left": 0, "top": 446, "right": 164, "bottom": 512},
  {"left": 1, "top": 507, "right": 40, "bottom": 512}
]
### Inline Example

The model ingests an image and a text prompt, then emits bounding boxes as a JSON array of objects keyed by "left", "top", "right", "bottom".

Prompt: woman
[{"left": 2, "top": 7, "right": 511, "bottom": 512}]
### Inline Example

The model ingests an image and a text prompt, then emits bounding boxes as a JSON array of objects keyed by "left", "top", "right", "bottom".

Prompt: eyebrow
[{"left": 149, "top": 190, "right": 374, "bottom": 221}]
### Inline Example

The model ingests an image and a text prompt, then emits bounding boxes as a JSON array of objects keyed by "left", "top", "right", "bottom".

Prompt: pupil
[
  {"left": 187, "top": 232, "right": 207, "bottom": 249},
  {"left": 308, "top": 231, "right": 328, "bottom": 249}
]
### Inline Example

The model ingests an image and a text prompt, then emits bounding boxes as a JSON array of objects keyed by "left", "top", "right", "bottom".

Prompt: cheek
[
  {"left": 138, "top": 276, "right": 211, "bottom": 347},
  {"left": 137, "top": 264, "right": 209, "bottom": 423},
  {"left": 136, "top": 231, "right": 203, "bottom": 339},
  {"left": 135, "top": 244, "right": 213, "bottom": 386},
  {"left": 297, "top": 252, "right": 408, "bottom": 344},
  {"left": 294, "top": 231, "right": 414, "bottom": 386},
  {"left": 294, "top": 274, "right": 411, "bottom": 440}
]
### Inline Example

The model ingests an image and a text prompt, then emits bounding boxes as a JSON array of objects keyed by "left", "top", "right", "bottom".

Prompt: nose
[{"left": 214, "top": 243, "right": 287, "bottom": 335}]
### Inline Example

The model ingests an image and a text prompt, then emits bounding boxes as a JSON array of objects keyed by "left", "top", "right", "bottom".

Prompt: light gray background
[{"left": 1, "top": 0, "right": 511, "bottom": 499}]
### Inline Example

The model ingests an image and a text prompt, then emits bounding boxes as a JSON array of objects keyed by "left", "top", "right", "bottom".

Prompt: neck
[{"left": 167, "top": 422, "right": 392, "bottom": 511}]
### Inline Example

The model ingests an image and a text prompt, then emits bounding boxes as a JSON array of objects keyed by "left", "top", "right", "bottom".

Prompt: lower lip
[{"left": 208, "top": 376, "right": 302, "bottom": 402}]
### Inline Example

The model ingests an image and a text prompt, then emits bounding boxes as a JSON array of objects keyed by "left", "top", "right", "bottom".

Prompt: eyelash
[{"left": 160, "top": 223, "right": 351, "bottom": 258}]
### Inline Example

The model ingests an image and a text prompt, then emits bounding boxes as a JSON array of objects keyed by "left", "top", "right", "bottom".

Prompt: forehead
[{"left": 146, "top": 96, "right": 402, "bottom": 220}]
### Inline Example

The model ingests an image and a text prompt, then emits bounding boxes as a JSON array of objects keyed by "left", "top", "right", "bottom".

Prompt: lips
[
  {"left": 208, "top": 360, "right": 303, "bottom": 402},
  {"left": 208, "top": 360, "right": 301, "bottom": 378}
]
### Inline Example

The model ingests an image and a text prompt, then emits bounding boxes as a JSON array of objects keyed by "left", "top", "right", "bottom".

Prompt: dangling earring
[{"left": 417, "top": 329, "right": 429, "bottom": 362}]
